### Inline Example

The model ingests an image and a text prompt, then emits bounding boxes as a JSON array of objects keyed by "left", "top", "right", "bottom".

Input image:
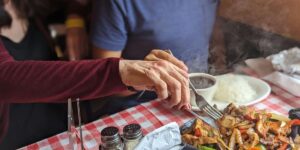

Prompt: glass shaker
[
  {"left": 123, "top": 123, "right": 143, "bottom": 150},
  {"left": 100, "top": 126, "right": 124, "bottom": 150}
]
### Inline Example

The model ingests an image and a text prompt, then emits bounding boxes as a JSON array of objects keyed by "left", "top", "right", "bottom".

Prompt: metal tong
[{"left": 68, "top": 98, "right": 84, "bottom": 150}]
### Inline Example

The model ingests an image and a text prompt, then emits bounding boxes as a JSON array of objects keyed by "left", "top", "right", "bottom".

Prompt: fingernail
[{"left": 183, "top": 106, "right": 188, "bottom": 110}]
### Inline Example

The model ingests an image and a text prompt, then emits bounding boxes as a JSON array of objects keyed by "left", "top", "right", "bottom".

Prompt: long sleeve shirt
[{"left": 0, "top": 40, "right": 127, "bottom": 141}]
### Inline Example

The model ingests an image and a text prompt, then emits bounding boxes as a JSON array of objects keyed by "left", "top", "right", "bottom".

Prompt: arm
[
  {"left": 1, "top": 43, "right": 190, "bottom": 109},
  {"left": 0, "top": 41, "right": 127, "bottom": 103},
  {"left": 92, "top": 46, "right": 122, "bottom": 59},
  {"left": 65, "top": 14, "right": 89, "bottom": 60},
  {"left": 91, "top": 0, "right": 127, "bottom": 59},
  {"left": 65, "top": 0, "right": 90, "bottom": 60}
]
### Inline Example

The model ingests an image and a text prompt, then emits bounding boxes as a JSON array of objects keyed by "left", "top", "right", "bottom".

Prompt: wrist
[{"left": 119, "top": 60, "right": 128, "bottom": 85}]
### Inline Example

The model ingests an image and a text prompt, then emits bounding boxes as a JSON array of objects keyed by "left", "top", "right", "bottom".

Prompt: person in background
[
  {"left": 0, "top": 0, "right": 67, "bottom": 148},
  {"left": 46, "top": 0, "right": 90, "bottom": 60},
  {"left": 90, "top": 0, "right": 219, "bottom": 116}
]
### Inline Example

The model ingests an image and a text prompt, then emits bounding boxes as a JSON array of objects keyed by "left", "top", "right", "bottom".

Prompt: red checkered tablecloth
[{"left": 20, "top": 77, "right": 300, "bottom": 150}]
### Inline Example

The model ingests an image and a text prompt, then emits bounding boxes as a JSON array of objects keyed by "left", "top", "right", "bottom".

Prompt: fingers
[
  {"left": 144, "top": 68, "right": 169, "bottom": 100},
  {"left": 119, "top": 59, "right": 190, "bottom": 110},
  {"left": 154, "top": 60, "right": 190, "bottom": 109},
  {"left": 158, "top": 69, "right": 182, "bottom": 108},
  {"left": 167, "top": 64, "right": 190, "bottom": 109},
  {"left": 146, "top": 49, "right": 188, "bottom": 72}
]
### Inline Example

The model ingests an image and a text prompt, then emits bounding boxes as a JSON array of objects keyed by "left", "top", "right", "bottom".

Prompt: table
[{"left": 21, "top": 74, "right": 300, "bottom": 150}]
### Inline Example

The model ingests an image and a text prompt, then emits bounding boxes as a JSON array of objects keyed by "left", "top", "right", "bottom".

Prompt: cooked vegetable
[
  {"left": 247, "top": 148, "right": 260, "bottom": 150},
  {"left": 271, "top": 113, "right": 290, "bottom": 122},
  {"left": 218, "top": 115, "right": 236, "bottom": 128},
  {"left": 290, "top": 119, "right": 300, "bottom": 126},
  {"left": 255, "top": 144, "right": 267, "bottom": 150},
  {"left": 255, "top": 119, "right": 268, "bottom": 138},
  {"left": 197, "top": 145, "right": 216, "bottom": 150},
  {"left": 182, "top": 119, "right": 219, "bottom": 147},
  {"left": 195, "top": 128, "right": 202, "bottom": 137},
  {"left": 277, "top": 143, "right": 288, "bottom": 150}
]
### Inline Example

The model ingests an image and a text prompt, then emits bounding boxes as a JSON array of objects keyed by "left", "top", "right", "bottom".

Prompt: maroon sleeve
[{"left": 0, "top": 40, "right": 127, "bottom": 103}]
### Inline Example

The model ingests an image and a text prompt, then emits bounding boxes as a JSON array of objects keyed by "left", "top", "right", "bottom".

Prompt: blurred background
[{"left": 209, "top": 0, "right": 300, "bottom": 73}]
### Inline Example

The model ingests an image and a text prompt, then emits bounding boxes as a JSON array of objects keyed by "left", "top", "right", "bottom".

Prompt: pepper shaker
[
  {"left": 100, "top": 126, "right": 124, "bottom": 150},
  {"left": 123, "top": 123, "right": 143, "bottom": 150}
]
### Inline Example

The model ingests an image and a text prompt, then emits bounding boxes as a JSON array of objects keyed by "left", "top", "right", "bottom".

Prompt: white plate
[{"left": 191, "top": 74, "right": 271, "bottom": 111}]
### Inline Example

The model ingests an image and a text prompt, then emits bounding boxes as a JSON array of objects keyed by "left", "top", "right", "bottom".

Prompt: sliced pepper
[
  {"left": 194, "top": 128, "right": 202, "bottom": 137},
  {"left": 289, "top": 119, "right": 300, "bottom": 126},
  {"left": 239, "top": 129, "right": 247, "bottom": 134}
]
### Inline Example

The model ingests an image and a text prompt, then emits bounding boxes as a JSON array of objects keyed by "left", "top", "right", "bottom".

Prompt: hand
[
  {"left": 66, "top": 16, "right": 89, "bottom": 61},
  {"left": 145, "top": 49, "right": 188, "bottom": 72},
  {"left": 119, "top": 59, "right": 190, "bottom": 110}
]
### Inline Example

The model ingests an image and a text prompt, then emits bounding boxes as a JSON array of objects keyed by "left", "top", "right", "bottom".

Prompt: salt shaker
[
  {"left": 100, "top": 126, "right": 124, "bottom": 150},
  {"left": 123, "top": 123, "right": 143, "bottom": 150}
]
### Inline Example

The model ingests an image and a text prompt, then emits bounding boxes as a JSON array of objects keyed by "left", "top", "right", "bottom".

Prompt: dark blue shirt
[{"left": 91, "top": 0, "right": 218, "bottom": 72}]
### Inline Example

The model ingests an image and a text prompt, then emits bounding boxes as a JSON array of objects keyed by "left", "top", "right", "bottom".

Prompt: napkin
[
  {"left": 266, "top": 47, "right": 300, "bottom": 75},
  {"left": 245, "top": 49, "right": 300, "bottom": 97},
  {"left": 135, "top": 122, "right": 182, "bottom": 150}
]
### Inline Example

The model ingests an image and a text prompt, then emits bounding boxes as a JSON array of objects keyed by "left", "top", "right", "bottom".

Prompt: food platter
[
  {"left": 192, "top": 74, "right": 271, "bottom": 111},
  {"left": 181, "top": 104, "right": 299, "bottom": 150}
]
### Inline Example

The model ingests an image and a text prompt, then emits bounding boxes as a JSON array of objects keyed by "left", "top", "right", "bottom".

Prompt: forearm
[
  {"left": 0, "top": 58, "right": 127, "bottom": 103},
  {"left": 92, "top": 46, "right": 122, "bottom": 59}
]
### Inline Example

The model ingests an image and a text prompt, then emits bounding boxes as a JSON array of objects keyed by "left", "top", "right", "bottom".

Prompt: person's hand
[
  {"left": 145, "top": 49, "right": 188, "bottom": 72},
  {"left": 119, "top": 59, "right": 190, "bottom": 110},
  {"left": 66, "top": 15, "right": 89, "bottom": 61}
]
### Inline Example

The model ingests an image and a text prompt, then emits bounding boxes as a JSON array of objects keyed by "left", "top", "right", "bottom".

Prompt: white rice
[{"left": 214, "top": 74, "right": 256, "bottom": 103}]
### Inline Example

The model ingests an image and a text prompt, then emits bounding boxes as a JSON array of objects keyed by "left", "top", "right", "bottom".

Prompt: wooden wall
[{"left": 218, "top": 0, "right": 300, "bottom": 41}]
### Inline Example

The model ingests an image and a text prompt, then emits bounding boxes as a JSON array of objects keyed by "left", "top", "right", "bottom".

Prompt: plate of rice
[{"left": 191, "top": 74, "right": 271, "bottom": 110}]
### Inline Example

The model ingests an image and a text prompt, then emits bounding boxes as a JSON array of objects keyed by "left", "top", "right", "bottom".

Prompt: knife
[
  {"left": 76, "top": 98, "right": 84, "bottom": 150},
  {"left": 68, "top": 98, "right": 75, "bottom": 150},
  {"left": 186, "top": 109, "right": 218, "bottom": 129}
]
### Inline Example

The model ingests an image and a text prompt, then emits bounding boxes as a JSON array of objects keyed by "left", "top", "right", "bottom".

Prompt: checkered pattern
[{"left": 20, "top": 74, "right": 300, "bottom": 150}]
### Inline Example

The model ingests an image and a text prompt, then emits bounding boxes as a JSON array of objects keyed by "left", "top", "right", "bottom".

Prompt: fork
[
  {"left": 165, "top": 49, "right": 223, "bottom": 120},
  {"left": 189, "top": 83, "right": 223, "bottom": 120}
]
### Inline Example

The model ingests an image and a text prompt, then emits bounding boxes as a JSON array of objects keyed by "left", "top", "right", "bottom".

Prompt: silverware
[
  {"left": 186, "top": 109, "right": 218, "bottom": 128},
  {"left": 193, "top": 91, "right": 223, "bottom": 120},
  {"left": 68, "top": 98, "right": 75, "bottom": 150},
  {"left": 165, "top": 49, "right": 223, "bottom": 120},
  {"left": 76, "top": 98, "right": 84, "bottom": 150}
]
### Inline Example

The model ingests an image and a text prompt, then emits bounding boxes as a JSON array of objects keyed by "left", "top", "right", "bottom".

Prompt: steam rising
[{"left": 208, "top": 1, "right": 300, "bottom": 75}]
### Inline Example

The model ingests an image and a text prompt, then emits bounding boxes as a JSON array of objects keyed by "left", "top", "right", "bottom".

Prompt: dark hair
[
  {"left": 0, "top": 0, "right": 53, "bottom": 28},
  {"left": 0, "top": 1, "right": 11, "bottom": 28}
]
